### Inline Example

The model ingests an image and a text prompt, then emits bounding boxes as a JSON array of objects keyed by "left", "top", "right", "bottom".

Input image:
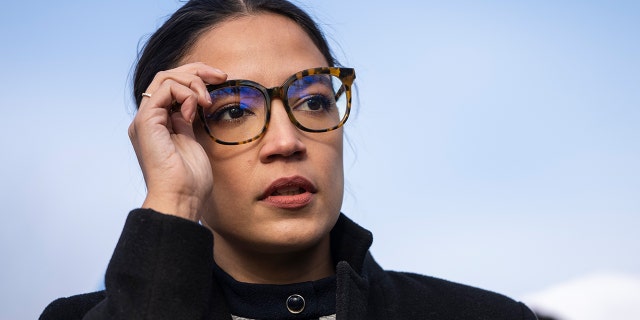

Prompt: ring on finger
[{"left": 141, "top": 92, "right": 152, "bottom": 98}]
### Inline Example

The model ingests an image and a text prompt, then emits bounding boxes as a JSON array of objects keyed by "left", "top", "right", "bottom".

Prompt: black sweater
[{"left": 40, "top": 209, "right": 538, "bottom": 320}]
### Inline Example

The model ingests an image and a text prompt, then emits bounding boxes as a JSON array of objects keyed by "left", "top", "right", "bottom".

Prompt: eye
[
  {"left": 295, "top": 95, "right": 334, "bottom": 112},
  {"left": 208, "top": 104, "right": 255, "bottom": 122}
]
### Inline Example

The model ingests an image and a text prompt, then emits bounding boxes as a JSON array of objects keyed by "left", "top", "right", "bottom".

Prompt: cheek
[
  {"left": 208, "top": 147, "right": 257, "bottom": 196},
  {"left": 330, "top": 138, "right": 344, "bottom": 178},
  {"left": 318, "top": 133, "right": 345, "bottom": 199},
  {"left": 328, "top": 131, "right": 344, "bottom": 167},
  {"left": 195, "top": 131, "right": 257, "bottom": 207},
  {"left": 203, "top": 150, "right": 258, "bottom": 232}
]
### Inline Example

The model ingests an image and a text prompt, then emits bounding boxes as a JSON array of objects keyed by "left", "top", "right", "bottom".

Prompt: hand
[{"left": 128, "top": 62, "right": 227, "bottom": 221}]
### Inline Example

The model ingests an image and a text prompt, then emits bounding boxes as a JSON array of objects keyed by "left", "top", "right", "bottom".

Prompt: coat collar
[
  {"left": 331, "top": 214, "right": 381, "bottom": 320},
  {"left": 330, "top": 213, "right": 374, "bottom": 275}
]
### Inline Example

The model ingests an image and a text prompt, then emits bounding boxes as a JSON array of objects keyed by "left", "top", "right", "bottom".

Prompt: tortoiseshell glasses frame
[{"left": 197, "top": 67, "right": 356, "bottom": 145}]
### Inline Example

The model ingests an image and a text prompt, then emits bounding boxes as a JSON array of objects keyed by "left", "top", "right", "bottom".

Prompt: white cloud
[{"left": 522, "top": 272, "right": 640, "bottom": 320}]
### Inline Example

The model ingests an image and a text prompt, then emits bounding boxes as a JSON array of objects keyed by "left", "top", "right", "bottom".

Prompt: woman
[{"left": 41, "top": 0, "right": 537, "bottom": 319}]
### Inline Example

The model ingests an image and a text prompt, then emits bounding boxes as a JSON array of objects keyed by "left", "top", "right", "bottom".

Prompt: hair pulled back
[{"left": 133, "top": 0, "right": 337, "bottom": 107}]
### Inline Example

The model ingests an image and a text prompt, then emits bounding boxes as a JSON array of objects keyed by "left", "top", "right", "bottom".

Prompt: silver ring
[{"left": 141, "top": 92, "right": 152, "bottom": 98}]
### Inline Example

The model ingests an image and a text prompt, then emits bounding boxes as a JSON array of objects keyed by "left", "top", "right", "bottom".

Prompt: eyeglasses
[{"left": 197, "top": 67, "right": 355, "bottom": 145}]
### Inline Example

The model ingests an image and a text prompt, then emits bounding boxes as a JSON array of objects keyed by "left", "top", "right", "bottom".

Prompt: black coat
[{"left": 40, "top": 209, "right": 537, "bottom": 320}]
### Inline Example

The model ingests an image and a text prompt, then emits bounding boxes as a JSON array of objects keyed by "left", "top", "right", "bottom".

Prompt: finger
[
  {"left": 146, "top": 71, "right": 213, "bottom": 108},
  {"left": 139, "top": 79, "right": 200, "bottom": 124},
  {"left": 145, "top": 62, "right": 227, "bottom": 103},
  {"left": 170, "top": 109, "right": 197, "bottom": 140},
  {"left": 188, "top": 62, "right": 228, "bottom": 85},
  {"left": 175, "top": 62, "right": 227, "bottom": 84}
]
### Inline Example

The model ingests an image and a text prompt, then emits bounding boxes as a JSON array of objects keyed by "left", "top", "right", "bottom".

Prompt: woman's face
[{"left": 185, "top": 14, "right": 344, "bottom": 254}]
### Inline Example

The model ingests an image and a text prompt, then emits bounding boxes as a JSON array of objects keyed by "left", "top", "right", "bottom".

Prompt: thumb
[
  {"left": 170, "top": 106, "right": 197, "bottom": 140},
  {"left": 169, "top": 104, "right": 196, "bottom": 140}
]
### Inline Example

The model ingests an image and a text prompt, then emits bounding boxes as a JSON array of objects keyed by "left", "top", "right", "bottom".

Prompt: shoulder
[
  {"left": 371, "top": 270, "right": 536, "bottom": 319},
  {"left": 383, "top": 270, "right": 511, "bottom": 301},
  {"left": 39, "top": 291, "right": 105, "bottom": 320}
]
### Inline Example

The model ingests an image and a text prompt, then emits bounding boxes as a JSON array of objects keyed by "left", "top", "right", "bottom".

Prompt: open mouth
[
  {"left": 271, "top": 186, "right": 306, "bottom": 196},
  {"left": 260, "top": 176, "right": 317, "bottom": 209}
]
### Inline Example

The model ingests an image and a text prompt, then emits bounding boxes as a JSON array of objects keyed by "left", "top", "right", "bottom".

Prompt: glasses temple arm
[{"left": 334, "top": 84, "right": 346, "bottom": 101}]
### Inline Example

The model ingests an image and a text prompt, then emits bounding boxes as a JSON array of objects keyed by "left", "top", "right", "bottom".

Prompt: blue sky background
[{"left": 1, "top": 1, "right": 638, "bottom": 319}]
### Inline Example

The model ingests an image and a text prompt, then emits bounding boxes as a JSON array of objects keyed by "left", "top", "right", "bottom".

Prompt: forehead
[{"left": 184, "top": 13, "right": 328, "bottom": 87}]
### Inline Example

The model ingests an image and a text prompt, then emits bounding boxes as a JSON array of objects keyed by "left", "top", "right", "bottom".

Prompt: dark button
[{"left": 286, "top": 294, "right": 305, "bottom": 314}]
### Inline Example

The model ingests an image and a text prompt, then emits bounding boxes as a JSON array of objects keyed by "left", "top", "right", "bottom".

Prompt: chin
[
  {"left": 262, "top": 223, "right": 328, "bottom": 252},
  {"left": 244, "top": 214, "right": 338, "bottom": 254}
]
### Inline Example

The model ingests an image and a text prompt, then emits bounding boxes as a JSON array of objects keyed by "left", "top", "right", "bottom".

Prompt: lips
[{"left": 260, "top": 176, "right": 317, "bottom": 209}]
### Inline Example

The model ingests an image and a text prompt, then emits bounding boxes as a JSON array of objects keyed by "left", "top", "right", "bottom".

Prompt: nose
[{"left": 258, "top": 99, "right": 307, "bottom": 163}]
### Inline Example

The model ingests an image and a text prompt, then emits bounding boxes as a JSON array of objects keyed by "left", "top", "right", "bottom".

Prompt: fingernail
[
  {"left": 190, "top": 110, "right": 196, "bottom": 123},
  {"left": 212, "top": 67, "right": 226, "bottom": 75}
]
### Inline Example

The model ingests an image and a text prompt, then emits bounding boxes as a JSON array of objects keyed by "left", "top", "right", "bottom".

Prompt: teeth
[{"left": 273, "top": 187, "right": 304, "bottom": 196}]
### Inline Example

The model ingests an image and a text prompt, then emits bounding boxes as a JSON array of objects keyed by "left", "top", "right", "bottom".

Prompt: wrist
[{"left": 142, "top": 193, "right": 203, "bottom": 221}]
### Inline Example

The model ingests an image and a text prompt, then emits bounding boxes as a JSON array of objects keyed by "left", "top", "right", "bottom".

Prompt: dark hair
[{"left": 133, "top": 0, "right": 337, "bottom": 107}]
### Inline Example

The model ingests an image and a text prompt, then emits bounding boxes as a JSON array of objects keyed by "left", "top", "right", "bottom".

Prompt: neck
[{"left": 212, "top": 233, "right": 334, "bottom": 284}]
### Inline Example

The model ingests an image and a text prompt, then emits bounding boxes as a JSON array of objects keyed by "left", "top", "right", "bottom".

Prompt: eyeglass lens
[{"left": 201, "top": 74, "right": 348, "bottom": 144}]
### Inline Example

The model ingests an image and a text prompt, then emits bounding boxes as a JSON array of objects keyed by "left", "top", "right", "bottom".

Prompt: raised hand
[{"left": 128, "top": 62, "right": 227, "bottom": 221}]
